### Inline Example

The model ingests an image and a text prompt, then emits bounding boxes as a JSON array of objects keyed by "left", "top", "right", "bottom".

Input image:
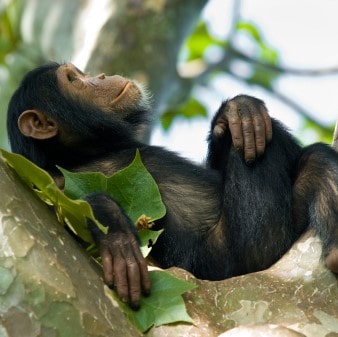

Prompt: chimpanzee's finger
[
  {"left": 101, "top": 247, "right": 114, "bottom": 287},
  {"left": 252, "top": 114, "right": 266, "bottom": 158},
  {"left": 213, "top": 120, "right": 227, "bottom": 138},
  {"left": 131, "top": 238, "right": 151, "bottom": 296},
  {"left": 125, "top": 257, "right": 141, "bottom": 310},
  {"left": 121, "top": 242, "right": 143, "bottom": 309},
  {"left": 241, "top": 117, "right": 256, "bottom": 164},
  {"left": 227, "top": 101, "right": 244, "bottom": 151},
  {"left": 212, "top": 108, "right": 228, "bottom": 138},
  {"left": 261, "top": 106, "right": 272, "bottom": 143},
  {"left": 113, "top": 251, "right": 129, "bottom": 305}
]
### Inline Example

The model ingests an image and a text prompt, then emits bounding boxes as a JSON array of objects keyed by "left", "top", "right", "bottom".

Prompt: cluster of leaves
[
  {"left": 0, "top": 0, "right": 22, "bottom": 63},
  {"left": 0, "top": 2, "right": 335, "bottom": 148},
  {"left": 160, "top": 18, "right": 335, "bottom": 141},
  {"left": 0, "top": 0, "right": 45, "bottom": 151},
  {"left": 184, "top": 22, "right": 226, "bottom": 62},
  {"left": 0, "top": 149, "right": 196, "bottom": 332},
  {"left": 1, "top": 149, "right": 98, "bottom": 242},
  {"left": 235, "top": 21, "right": 280, "bottom": 88},
  {"left": 161, "top": 20, "right": 281, "bottom": 130},
  {"left": 59, "top": 150, "right": 166, "bottom": 225},
  {"left": 161, "top": 97, "right": 207, "bottom": 131}
]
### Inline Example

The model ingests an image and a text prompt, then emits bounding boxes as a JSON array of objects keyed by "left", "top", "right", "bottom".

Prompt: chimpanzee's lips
[{"left": 112, "top": 81, "right": 131, "bottom": 103}]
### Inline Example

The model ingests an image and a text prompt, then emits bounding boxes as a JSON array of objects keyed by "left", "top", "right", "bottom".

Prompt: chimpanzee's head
[{"left": 7, "top": 62, "right": 151, "bottom": 168}]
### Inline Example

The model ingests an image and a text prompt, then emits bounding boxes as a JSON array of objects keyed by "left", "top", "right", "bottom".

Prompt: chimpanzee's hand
[
  {"left": 98, "top": 231, "right": 151, "bottom": 310},
  {"left": 84, "top": 193, "right": 151, "bottom": 310},
  {"left": 212, "top": 95, "right": 273, "bottom": 164}
]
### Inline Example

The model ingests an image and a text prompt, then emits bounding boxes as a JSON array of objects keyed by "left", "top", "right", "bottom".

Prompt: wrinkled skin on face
[{"left": 56, "top": 63, "right": 145, "bottom": 115}]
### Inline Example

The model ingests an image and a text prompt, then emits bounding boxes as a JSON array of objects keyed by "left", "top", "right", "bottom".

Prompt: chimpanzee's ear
[{"left": 18, "top": 110, "right": 58, "bottom": 139}]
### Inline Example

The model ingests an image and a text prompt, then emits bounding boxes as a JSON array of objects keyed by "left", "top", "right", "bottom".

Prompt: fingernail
[
  {"left": 131, "top": 302, "right": 140, "bottom": 311},
  {"left": 143, "top": 289, "right": 151, "bottom": 297}
]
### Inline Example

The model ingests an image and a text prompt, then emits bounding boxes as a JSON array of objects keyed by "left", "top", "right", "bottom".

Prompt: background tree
[{"left": 0, "top": 0, "right": 337, "bottom": 154}]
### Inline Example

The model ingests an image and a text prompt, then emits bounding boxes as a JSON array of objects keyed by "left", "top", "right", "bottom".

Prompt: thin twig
[
  {"left": 230, "top": 47, "right": 338, "bottom": 76},
  {"left": 333, "top": 121, "right": 338, "bottom": 151}
]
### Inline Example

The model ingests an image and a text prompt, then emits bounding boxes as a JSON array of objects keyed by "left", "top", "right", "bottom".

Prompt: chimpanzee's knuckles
[
  {"left": 224, "top": 99, "right": 240, "bottom": 119},
  {"left": 110, "top": 235, "right": 134, "bottom": 262},
  {"left": 229, "top": 95, "right": 266, "bottom": 118}
]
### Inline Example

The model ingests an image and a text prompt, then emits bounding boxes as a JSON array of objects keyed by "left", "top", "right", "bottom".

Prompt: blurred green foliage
[
  {"left": 236, "top": 21, "right": 279, "bottom": 89},
  {"left": 184, "top": 22, "right": 226, "bottom": 61},
  {"left": 0, "top": 0, "right": 44, "bottom": 150},
  {"left": 0, "top": 1, "right": 335, "bottom": 150},
  {"left": 161, "top": 97, "right": 207, "bottom": 130},
  {"left": 163, "top": 17, "right": 335, "bottom": 140},
  {"left": 0, "top": 0, "right": 22, "bottom": 62}
]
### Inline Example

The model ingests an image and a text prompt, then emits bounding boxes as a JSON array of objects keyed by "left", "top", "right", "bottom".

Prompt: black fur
[{"left": 6, "top": 63, "right": 338, "bottom": 284}]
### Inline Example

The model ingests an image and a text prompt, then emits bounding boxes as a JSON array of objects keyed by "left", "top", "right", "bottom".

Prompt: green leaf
[
  {"left": 236, "top": 21, "right": 280, "bottom": 88},
  {"left": 60, "top": 150, "right": 166, "bottom": 224},
  {"left": 236, "top": 20, "right": 279, "bottom": 67},
  {"left": 0, "top": 149, "right": 106, "bottom": 243},
  {"left": 260, "top": 43, "right": 279, "bottom": 64},
  {"left": 106, "top": 150, "right": 166, "bottom": 224},
  {"left": 120, "top": 270, "right": 197, "bottom": 332},
  {"left": 161, "top": 98, "right": 208, "bottom": 130},
  {"left": 236, "top": 21, "right": 263, "bottom": 43},
  {"left": 185, "top": 21, "right": 225, "bottom": 61},
  {"left": 246, "top": 64, "right": 279, "bottom": 89},
  {"left": 58, "top": 168, "right": 108, "bottom": 200},
  {"left": 301, "top": 119, "right": 335, "bottom": 144},
  {"left": 139, "top": 229, "right": 164, "bottom": 257}
]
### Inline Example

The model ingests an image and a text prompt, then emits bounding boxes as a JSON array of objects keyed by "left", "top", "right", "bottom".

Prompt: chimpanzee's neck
[{"left": 40, "top": 137, "right": 143, "bottom": 171}]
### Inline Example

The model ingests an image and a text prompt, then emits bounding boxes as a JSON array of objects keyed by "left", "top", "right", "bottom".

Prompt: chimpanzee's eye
[{"left": 67, "top": 73, "right": 76, "bottom": 82}]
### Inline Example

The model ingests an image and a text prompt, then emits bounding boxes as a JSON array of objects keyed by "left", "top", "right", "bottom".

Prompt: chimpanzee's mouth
[{"left": 112, "top": 81, "right": 131, "bottom": 103}]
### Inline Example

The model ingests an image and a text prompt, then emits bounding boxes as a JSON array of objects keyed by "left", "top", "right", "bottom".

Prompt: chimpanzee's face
[{"left": 56, "top": 63, "right": 143, "bottom": 114}]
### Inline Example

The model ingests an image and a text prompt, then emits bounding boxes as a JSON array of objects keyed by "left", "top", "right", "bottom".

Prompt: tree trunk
[
  {"left": 0, "top": 159, "right": 139, "bottom": 337},
  {"left": 1, "top": 156, "right": 338, "bottom": 337}
]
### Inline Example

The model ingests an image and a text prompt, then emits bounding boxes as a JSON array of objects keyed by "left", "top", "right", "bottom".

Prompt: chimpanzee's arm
[
  {"left": 84, "top": 193, "right": 150, "bottom": 309},
  {"left": 206, "top": 95, "right": 303, "bottom": 274},
  {"left": 292, "top": 143, "right": 338, "bottom": 273}
]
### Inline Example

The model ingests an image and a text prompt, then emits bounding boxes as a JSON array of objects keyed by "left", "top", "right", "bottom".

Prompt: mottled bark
[
  {"left": 1, "top": 148, "right": 338, "bottom": 336},
  {"left": 0, "top": 159, "right": 139, "bottom": 337}
]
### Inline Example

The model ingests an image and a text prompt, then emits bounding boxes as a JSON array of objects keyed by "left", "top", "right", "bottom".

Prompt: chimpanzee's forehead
[{"left": 60, "top": 63, "right": 86, "bottom": 75}]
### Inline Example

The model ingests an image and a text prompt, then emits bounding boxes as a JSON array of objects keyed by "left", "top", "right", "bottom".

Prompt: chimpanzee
[{"left": 6, "top": 62, "right": 338, "bottom": 309}]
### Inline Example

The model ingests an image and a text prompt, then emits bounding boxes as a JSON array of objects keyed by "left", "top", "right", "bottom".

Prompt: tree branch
[
  {"left": 179, "top": 44, "right": 335, "bottom": 136},
  {"left": 226, "top": 68, "right": 334, "bottom": 136},
  {"left": 229, "top": 47, "right": 338, "bottom": 76},
  {"left": 333, "top": 120, "right": 338, "bottom": 151}
]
